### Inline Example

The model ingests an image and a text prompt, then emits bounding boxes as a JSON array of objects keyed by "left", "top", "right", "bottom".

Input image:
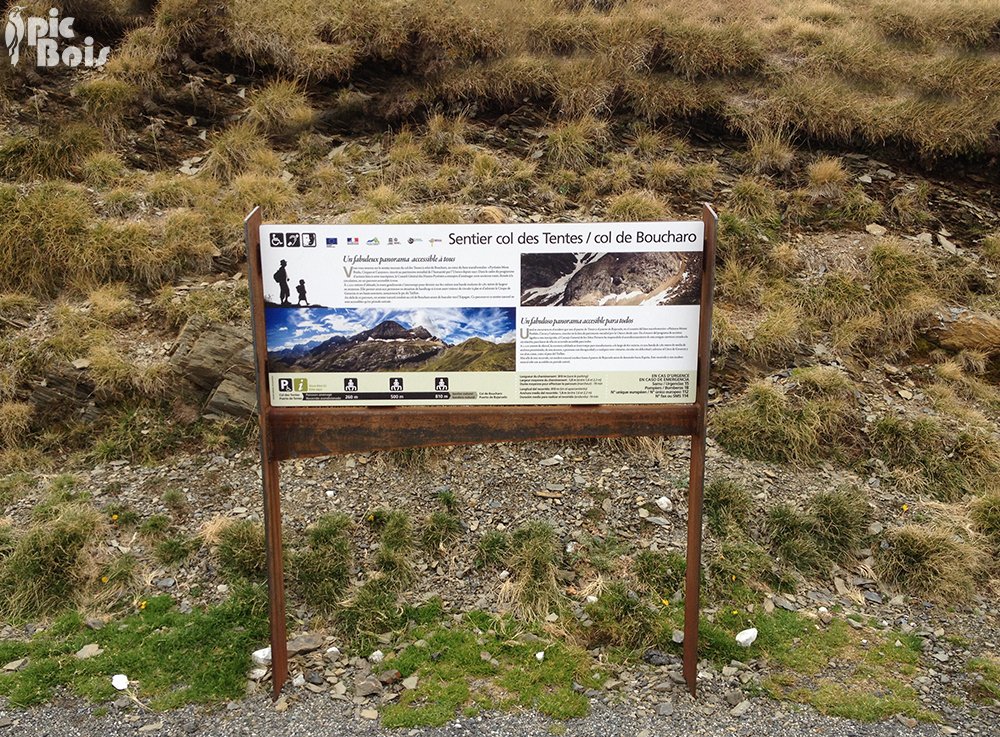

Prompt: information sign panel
[{"left": 258, "top": 222, "right": 704, "bottom": 407}]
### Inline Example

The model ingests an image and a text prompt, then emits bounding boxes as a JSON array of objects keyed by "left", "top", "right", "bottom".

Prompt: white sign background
[{"left": 259, "top": 221, "right": 704, "bottom": 406}]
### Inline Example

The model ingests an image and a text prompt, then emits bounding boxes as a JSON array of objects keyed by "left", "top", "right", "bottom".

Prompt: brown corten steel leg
[
  {"left": 244, "top": 207, "right": 289, "bottom": 699},
  {"left": 683, "top": 204, "right": 718, "bottom": 696}
]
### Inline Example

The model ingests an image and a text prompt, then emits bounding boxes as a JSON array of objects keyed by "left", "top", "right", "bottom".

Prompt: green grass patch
[
  {"left": 154, "top": 535, "right": 199, "bottom": 565},
  {"left": 704, "top": 479, "right": 752, "bottom": 537},
  {"left": 967, "top": 656, "right": 1000, "bottom": 703},
  {"left": 288, "top": 513, "right": 353, "bottom": 613},
  {"left": 785, "top": 680, "right": 934, "bottom": 722},
  {"left": 0, "top": 472, "right": 35, "bottom": 510},
  {"left": 475, "top": 530, "right": 510, "bottom": 568},
  {"left": 215, "top": 520, "right": 266, "bottom": 583},
  {"left": 381, "top": 613, "right": 600, "bottom": 727},
  {"left": 0, "top": 502, "right": 103, "bottom": 622},
  {"left": 0, "top": 587, "right": 268, "bottom": 710},
  {"left": 632, "top": 550, "right": 686, "bottom": 597}
]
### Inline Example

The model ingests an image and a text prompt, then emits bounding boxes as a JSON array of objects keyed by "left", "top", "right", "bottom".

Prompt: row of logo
[
  {"left": 278, "top": 377, "right": 450, "bottom": 392},
  {"left": 268, "top": 233, "right": 443, "bottom": 248}
]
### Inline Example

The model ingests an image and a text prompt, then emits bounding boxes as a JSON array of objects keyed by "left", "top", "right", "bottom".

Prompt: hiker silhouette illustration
[
  {"left": 296, "top": 279, "right": 309, "bottom": 306},
  {"left": 274, "top": 260, "right": 290, "bottom": 305}
]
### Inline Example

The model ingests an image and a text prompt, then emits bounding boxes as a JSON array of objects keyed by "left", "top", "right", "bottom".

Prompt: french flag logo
[{"left": 347, "top": 237, "right": 359, "bottom": 245}]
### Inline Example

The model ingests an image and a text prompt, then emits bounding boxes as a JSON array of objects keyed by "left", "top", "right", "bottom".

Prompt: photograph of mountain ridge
[
  {"left": 521, "top": 252, "right": 702, "bottom": 307},
  {"left": 266, "top": 307, "right": 515, "bottom": 372}
]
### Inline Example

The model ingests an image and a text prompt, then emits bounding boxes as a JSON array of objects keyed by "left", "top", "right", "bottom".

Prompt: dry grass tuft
[
  {"left": 876, "top": 524, "right": 983, "bottom": 600},
  {"left": 498, "top": 521, "right": 563, "bottom": 621},
  {"left": 81, "top": 152, "right": 128, "bottom": 188},
  {"left": 606, "top": 189, "right": 667, "bottom": 221},
  {"left": 806, "top": 156, "right": 849, "bottom": 199},
  {"left": 970, "top": 489, "right": 1000, "bottom": 551},
  {"left": 202, "top": 123, "right": 276, "bottom": 181},
  {"left": 544, "top": 116, "right": 608, "bottom": 170},
  {"left": 746, "top": 130, "right": 795, "bottom": 174},
  {"left": 74, "top": 78, "right": 139, "bottom": 133},
  {"left": 645, "top": 158, "right": 686, "bottom": 192},
  {"left": 0, "top": 501, "right": 104, "bottom": 622},
  {"left": 87, "top": 284, "right": 135, "bottom": 327},
  {"left": 712, "top": 377, "right": 858, "bottom": 465},
  {"left": 869, "top": 415, "right": 1000, "bottom": 501},
  {"left": 0, "top": 402, "right": 32, "bottom": 450},
  {"left": 728, "top": 177, "right": 781, "bottom": 222},
  {"left": 684, "top": 161, "right": 721, "bottom": 194},
  {"left": 364, "top": 183, "right": 403, "bottom": 213},
  {"left": 0, "top": 125, "right": 103, "bottom": 181},
  {"left": 246, "top": 80, "right": 316, "bottom": 137},
  {"left": 982, "top": 233, "right": 1000, "bottom": 268}
]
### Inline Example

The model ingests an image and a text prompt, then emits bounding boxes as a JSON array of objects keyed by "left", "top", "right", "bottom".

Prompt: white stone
[
  {"left": 585, "top": 595, "right": 599, "bottom": 604},
  {"left": 292, "top": 673, "right": 305, "bottom": 687},
  {"left": 735, "top": 628, "right": 758, "bottom": 648},
  {"left": 112, "top": 674, "right": 129, "bottom": 691},
  {"left": 535, "top": 651, "right": 545, "bottom": 662},
  {"left": 369, "top": 650, "right": 384, "bottom": 664},
  {"left": 655, "top": 496, "right": 673, "bottom": 512},
  {"left": 252, "top": 647, "right": 272, "bottom": 666},
  {"left": 865, "top": 223, "right": 887, "bottom": 237},
  {"left": 730, "top": 700, "right": 751, "bottom": 717},
  {"left": 325, "top": 646, "right": 341, "bottom": 659}
]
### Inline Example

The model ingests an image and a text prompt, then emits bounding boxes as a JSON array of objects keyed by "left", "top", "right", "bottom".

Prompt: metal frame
[{"left": 244, "top": 205, "right": 718, "bottom": 700}]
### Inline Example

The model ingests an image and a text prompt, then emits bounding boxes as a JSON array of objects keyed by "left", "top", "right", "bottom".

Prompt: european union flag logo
[{"left": 326, "top": 237, "right": 338, "bottom": 246}]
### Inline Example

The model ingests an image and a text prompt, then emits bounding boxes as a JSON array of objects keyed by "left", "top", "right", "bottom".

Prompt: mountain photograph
[
  {"left": 521, "top": 252, "right": 702, "bottom": 307},
  {"left": 266, "top": 307, "right": 515, "bottom": 372}
]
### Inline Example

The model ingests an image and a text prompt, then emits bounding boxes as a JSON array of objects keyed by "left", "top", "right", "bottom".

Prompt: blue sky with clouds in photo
[{"left": 266, "top": 307, "right": 516, "bottom": 351}]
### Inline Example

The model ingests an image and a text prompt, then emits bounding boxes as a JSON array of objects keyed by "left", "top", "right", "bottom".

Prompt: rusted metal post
[
  {"left": 683, "top": 204, "right": 717, "bottom": 696},
  {"left": 244, "top": 207, "right": 289, "bottom": 699}
]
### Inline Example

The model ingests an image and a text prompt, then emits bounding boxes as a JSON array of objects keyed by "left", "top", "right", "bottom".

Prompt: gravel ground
[
  {"left": 2, "top": 437, "right": 997, "bottom": 734},
  {"left": 0, "top": 691, "right": 949, "bottom": 737}
]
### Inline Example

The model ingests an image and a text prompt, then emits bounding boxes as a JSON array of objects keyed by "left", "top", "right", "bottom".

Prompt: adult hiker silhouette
[{"left": 275, "top": 259, "right": 290, "bottom": 306}]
